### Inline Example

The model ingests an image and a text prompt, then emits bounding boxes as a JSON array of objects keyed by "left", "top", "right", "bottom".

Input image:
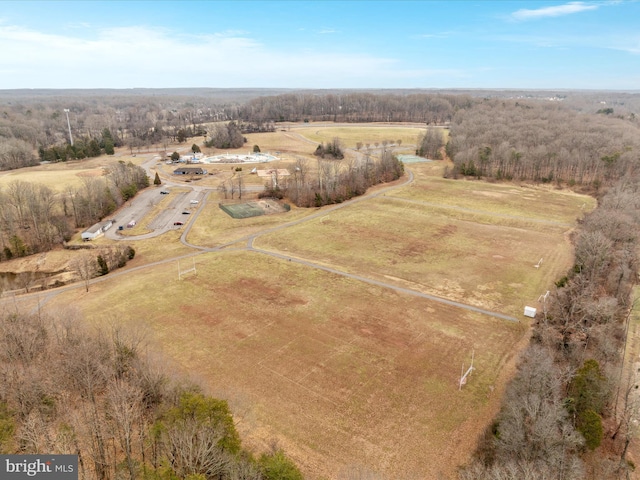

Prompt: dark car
[
  {"left": 181, "top": 211, "right": 190, "bottom": 215},
  {"left": 173, "top": 221, "right": 184, "bottom": 226},
  {"left": 160, "top": 190, "right": 169, "bottom": 194}
]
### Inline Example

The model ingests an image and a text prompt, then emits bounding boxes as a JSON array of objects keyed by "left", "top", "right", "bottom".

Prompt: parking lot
[{"left": 105, "top": 185, "right": 205, "bottom": 240}]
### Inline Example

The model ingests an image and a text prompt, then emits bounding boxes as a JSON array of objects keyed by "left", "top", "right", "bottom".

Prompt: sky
[{"left": 0, "top": 0, "right": 638, "bottom": 90}]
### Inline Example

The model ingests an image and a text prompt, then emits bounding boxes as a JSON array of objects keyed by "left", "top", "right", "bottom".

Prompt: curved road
[{"left": 9, "top": 164, "right": 518, "bottom": 323}]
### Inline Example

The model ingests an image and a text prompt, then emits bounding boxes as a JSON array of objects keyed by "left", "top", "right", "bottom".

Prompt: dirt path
[{"left": 6, "top": 167, "right": 517, "bottom": 327}]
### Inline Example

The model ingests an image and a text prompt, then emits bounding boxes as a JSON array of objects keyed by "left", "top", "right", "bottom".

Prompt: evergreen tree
[
  {"left": 101, "top": 128, "right": 115, "bottom": 155},
  {"left": 578, "top": 410, "right": 603, "bottom": 450},
  {"left": 97, "top": 255, "right": 109, "bottom": 276}
]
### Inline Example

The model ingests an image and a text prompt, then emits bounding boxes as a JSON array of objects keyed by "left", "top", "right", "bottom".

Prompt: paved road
[
  {"left": 3, "top": 125, "right": 518, "bottom": 323},
  {"left": 11, "top": 166, "right": 518, "bottom": 324}
]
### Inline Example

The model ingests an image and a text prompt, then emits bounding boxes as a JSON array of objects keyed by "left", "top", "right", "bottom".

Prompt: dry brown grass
[
  {"left": 255, "top": 194, "right": 575, "bottom": 318},
  {"left": 186, "top": 198, "right": 314, "bottom": 247},
  {"left": 0, "top": 147, "right": 149, "bottom": 192},
  {"left": 45, "top": 250, "right": 526, "bottom": 480},
  {"left": 0, "top": 123, "right": 596, "bottom": 479},
  {"left": 291, "top": 124, "right": 429, "bottom": 149}
]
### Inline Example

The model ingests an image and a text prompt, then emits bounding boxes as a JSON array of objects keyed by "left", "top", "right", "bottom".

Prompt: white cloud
[
  {"left": 511, "top": 2, "right": 598, "bottom": 20},
  {"left": 317, "top": 28, "right": 337, "bottom": 34},
  {"left": 0, "top": 23, "right": 412, "bottom": 88}
]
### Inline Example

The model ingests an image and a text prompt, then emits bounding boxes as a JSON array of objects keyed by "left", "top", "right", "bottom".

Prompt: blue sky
[{"left": 0, "top": 1, "right": 638, "bottom": 90}]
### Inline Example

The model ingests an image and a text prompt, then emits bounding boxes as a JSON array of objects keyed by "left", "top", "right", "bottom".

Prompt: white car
[{"left": 190, "top": 200, "right": 199, "bottom": 204}]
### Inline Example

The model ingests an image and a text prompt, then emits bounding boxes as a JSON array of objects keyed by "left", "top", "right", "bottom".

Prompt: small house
[{"left": 81, "top": 220, "right": 113, "bottom": 241}]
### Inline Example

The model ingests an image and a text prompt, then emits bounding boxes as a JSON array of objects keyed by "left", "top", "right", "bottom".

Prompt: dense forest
[{"left": 445, "top": 99, "right": 640, "bottom": 188}]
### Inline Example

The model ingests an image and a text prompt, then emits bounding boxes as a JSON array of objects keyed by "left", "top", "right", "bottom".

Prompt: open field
[
  {"left": 0, "top": 149, "right": 147, "bottom": 192},
  {"left": 623, "top": 287, "right": 640, "bottom": 478},
  {"left": 186, "top": 199, "right": 313, "bottom": 248},
  {"left": 291, "top": 124, "right": 430, "bottom": 149},
  {"left": 243, "top": 130, "right": 320, "bottom": 156},
  {"left": 45, "top": 250, "right": 527, "bottom": 480},
  {"left": 0, "top": 123, "right": 594, "bottom": 479},
  {"left": 255, "top": 194, "right": 576, "bottom": 318},
  {"left": 391, "top": 175, "right": 596, "bottom": 223}
]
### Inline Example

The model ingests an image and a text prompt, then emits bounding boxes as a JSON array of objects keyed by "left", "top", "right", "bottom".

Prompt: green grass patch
[{"left": 294, "top": 125, "right": 429, "bottom": 149}]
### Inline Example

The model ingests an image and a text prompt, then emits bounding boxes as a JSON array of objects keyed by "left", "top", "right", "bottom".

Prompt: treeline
[
  {"left": 277, "top": 150, "right": 404, "bottom": 207},
  {"left": 71, "top": 245, "right": 136, "bottom": 293},
  {"left": 0, "top": 310, "right": 303, "bottom": 480},
  {"left": 446, "top": 99, "right": 640, "bottom": 188},
  {"left": 0, "top": 95, "right": 237, "bottom": 165},
  {"left": 416, "top": 127, "right": 446, "bottom": 159},
  {"left": 38, "top": 128, "right": 120, "bottom": 162},
  {"left": 0, "top": 162, "right": 148, "bottom": 258},
  {"left": 0, "top": 138, "right": 39, "bottom": 170},
  {"left": 2, "top": 90, "right": 638, "bottom": 175},
  {"left": 460, "top": 174, "right": 640, "bottom": 479},
  {"left": 237, "top": 92, "right": 472, "bottom": 124}
]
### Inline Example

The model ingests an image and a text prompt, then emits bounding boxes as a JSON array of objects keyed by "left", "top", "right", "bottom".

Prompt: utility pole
[{"left": 64, "top": 108, "right": 74, "bottom": 146}]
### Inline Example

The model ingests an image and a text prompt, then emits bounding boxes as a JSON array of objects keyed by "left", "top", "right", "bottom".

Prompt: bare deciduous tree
[{"left": 70, "top": 252, "right": 96, "bottom": 292}]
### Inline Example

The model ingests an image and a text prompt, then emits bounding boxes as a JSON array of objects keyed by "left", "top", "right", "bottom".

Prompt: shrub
[{"left": 259, "top": 449, "right": 303, "bottom": 480}]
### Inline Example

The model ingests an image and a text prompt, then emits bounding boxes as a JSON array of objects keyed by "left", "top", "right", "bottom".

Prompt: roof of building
[
  {"left": 82, "top": 219, "right": 113, "bottom": 236},
  {"left": 84, "top": 223, "right": 103, "bottom": 234}
]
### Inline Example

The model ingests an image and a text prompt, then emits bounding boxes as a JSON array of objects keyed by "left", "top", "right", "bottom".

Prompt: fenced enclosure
[{"left": 219, "top": 200, "right": 289, "bottom": 219}]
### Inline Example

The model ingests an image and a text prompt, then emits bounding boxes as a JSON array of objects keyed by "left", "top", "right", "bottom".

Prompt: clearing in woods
[{"left": 30, "top": 127, "right": 592, "bottom": 479}]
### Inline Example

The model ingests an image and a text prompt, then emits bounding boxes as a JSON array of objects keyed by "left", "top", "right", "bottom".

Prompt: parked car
[{"left": 173, "top": 221, "right": 184, "bottom": 226}]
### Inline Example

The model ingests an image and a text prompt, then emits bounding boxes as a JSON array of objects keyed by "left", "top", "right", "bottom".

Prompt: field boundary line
[{"left": 249, "top": 248, "right": 519, "bottom": 323}]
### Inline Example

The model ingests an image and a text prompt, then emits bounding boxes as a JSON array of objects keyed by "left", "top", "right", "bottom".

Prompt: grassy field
[
  {"left": 292, "top": 124, "right": 431, "bottom": 149},
  {"left": 255, "top": 193, "right": 575, "bottom": 317},
  {"left": 46, "top": 250, "right": 526, "bottom": 480},
  {"left": 391, "top": 174, "right": 596, "bottom": 223},
  {"left": 0, "top": 149, "right": 147, "bottom": 192},
  {"left": 1, "top": 123, "right": 594, "bottom": 479},
  {"left": 186, "top": 198, "right": 314, "bottom": 248}
]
